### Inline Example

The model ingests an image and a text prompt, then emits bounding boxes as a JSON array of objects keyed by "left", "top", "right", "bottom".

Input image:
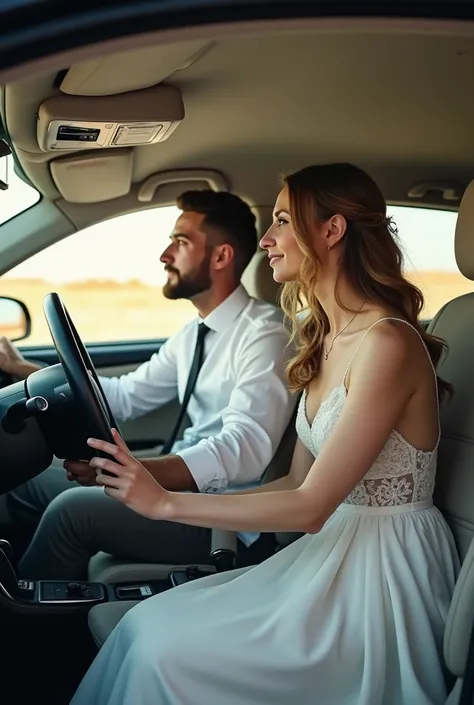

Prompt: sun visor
[
  {"left": 50, "top": 149, "right": 133, "bottom": 203},
  {"left": 59, "top": 41, "right": 212, "bottom": 96},
  {"left": 37, "top": 85, "right": 184, "bottom": 153}
]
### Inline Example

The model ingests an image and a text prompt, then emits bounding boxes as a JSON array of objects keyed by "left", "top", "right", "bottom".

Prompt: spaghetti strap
[{"left": 342, "top": 317, "right": 440, "bottom": 441}]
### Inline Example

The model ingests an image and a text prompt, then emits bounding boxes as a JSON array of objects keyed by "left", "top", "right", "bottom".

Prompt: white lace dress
[{"left": 71, "top": 320, "right": 460, "bottom": 705}]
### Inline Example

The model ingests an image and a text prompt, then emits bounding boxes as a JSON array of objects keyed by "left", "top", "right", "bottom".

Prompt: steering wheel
[
  {"left": 43, "top": 292, "right": 120, "bottom": 452},
  {"left": 0, "top": 293, "right": 123, "bottom": 494}
]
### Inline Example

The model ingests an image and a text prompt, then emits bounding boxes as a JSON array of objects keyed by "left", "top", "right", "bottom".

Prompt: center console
[
  {"left": 38, "top": 580, "right": 106, "bottom": 604},
  {"left": 169, "top": 547, "right": 235, "bottom": 586},
  {"left": 0, "top": 540, "right": 236, "bottom": 614}
]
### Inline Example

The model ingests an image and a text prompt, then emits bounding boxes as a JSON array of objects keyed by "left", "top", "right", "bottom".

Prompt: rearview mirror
[{"left": 0, "top": 297, "right": 31, "bottom": 341}]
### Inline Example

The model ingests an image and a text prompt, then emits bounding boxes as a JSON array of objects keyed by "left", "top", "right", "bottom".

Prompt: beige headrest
[
  {"left": 455, "top": 179, "right": 474, "bottom": 280},
  {"left": 241, "top": 251, "right": 281, "bottom": 306}
]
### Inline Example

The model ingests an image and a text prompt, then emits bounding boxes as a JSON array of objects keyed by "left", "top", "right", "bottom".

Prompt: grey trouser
[{"left": 4, "top": 460, "right": 275, "bottom": 581}]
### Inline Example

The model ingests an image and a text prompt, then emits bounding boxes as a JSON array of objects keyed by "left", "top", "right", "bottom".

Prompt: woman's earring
[{"left": 326, "top": 244, "right": 331, "bottom": 252}]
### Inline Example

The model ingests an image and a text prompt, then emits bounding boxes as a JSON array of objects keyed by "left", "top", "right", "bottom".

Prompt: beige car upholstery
[
  {"left": 241, "top": 250, "right": 280, "bottom": 306},
  {"left": 431, "top": 179, "right": 474, "bottom": 703},
  {"left": 88, "top": 183, "right": 474, "bottom": 705},
  {"left": 88, "top": 250, "right": 296, "bottom": 584}
]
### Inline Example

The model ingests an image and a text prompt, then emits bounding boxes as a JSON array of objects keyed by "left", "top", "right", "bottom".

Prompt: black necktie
[{"left": 160, "top": 323, "right": 211, "bottom": 455}]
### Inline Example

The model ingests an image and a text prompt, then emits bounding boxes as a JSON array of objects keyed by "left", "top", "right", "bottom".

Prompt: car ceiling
[{"left": 3, "top": 19, "right": 474, "bottom": 221}]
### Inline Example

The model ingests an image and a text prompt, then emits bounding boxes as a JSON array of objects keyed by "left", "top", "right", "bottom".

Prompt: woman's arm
[
  {"left": 89, "top": 324, "right": 416, "bottom": 534},
  {"left": 231, "top": 437, "right": 315, "bottom": 494}
]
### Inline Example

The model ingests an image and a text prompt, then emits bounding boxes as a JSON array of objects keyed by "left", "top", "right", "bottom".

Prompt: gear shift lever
[{"left": 209, "top": 548, "right": 236, "bottom": 572}]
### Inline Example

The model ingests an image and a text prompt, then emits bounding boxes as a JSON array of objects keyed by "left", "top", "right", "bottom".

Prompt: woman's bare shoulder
[
  {"left": 349, "top": 318, "right": 430, "bottom": 392},
  {"left": 360, "top": 317, "right": 415, "bottom": 362}
]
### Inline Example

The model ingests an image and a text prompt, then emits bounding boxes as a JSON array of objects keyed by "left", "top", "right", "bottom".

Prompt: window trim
[
  {"left": 0, "top": 122, "right": 42, "bottom": 227},
  {"left": 0, "top": 161, "right": 42, "bottom": 227}
]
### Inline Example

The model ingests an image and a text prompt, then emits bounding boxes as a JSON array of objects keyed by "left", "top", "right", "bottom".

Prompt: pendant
[{"left": 324, "top": 351, "right": 329, "bottom": 361}]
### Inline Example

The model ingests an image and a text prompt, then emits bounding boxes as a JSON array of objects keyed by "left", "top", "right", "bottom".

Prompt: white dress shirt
[{"left": 99, "top": 285, "right": 296, "bottom": 546}]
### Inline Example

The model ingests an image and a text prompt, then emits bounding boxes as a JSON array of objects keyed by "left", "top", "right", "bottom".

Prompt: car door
[{"left": 3, "top": 205, "right": 196, "bottom": 456}]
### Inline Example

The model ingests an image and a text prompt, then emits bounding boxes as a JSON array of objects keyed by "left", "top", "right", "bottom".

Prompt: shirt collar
[{"left": 200, "top": 285, "right": 250, "bottom": 333}]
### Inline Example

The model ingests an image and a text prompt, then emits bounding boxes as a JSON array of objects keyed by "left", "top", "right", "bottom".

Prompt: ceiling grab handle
[
  {"left": 137, "top": 169, "right": 229, "bottom": 202},
  {"left": 407, "top": 181, "right": 463, "bottom": 202}
]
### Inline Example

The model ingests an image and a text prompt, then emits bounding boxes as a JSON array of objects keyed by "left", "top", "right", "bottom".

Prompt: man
[{"left": 0, "top": 190, "right": 294, "bottom": 580}]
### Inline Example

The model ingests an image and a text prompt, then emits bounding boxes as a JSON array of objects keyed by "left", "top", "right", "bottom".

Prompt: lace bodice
[{"left": 295, "top": 319, "right": 439, "bottom": 508}]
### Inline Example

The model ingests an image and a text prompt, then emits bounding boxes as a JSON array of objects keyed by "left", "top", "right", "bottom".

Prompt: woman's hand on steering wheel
[{"left": 88, "top": 429, "right": 170, "bottom": 520}]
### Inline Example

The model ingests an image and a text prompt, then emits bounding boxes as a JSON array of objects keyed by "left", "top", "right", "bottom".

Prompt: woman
[{"left": 71, "top": 163, "right": 459, "bottom": 705}]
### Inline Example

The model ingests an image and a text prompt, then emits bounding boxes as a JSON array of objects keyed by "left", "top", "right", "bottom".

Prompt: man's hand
[
  {"left": 64, "top": 459, "right": 98, "bottom": 487},
  {"left": 65, "top": 444, "right": 198, "bottom": 492},
  {"left": 0, "top": 337, "right": 41, "bottom": 378}
]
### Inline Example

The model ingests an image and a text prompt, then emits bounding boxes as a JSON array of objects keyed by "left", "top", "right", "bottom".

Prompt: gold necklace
[{"left": 324, "top": 301, "right": 366, "bottom": 361}]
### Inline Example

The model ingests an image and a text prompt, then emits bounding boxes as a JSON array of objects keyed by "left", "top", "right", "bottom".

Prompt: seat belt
[{"left": 160, "top": 322, "right": 210, "bottom": 455}]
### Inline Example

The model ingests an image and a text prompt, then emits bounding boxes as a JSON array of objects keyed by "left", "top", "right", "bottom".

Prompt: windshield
[{"left": 0, "top": 154, "right": 40, "bottom": 225}]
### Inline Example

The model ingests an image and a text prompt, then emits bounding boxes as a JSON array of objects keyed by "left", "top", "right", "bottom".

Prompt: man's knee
[{"left": 39, "top": 486, "right": 106, "bottom": 545}]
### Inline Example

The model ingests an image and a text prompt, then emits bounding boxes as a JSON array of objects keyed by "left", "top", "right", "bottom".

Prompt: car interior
[{"left": 1, "top": 7, "right": 474, "bottom": 703}]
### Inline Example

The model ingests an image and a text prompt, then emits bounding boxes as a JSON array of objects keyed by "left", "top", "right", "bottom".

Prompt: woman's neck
[{"left": 315, "top": 272, "right": 367, "bottom": 334}]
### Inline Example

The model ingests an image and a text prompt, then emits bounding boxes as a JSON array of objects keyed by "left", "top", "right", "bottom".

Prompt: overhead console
[{"left": 36, "top": 85, "right": 185, "bottom": 152}]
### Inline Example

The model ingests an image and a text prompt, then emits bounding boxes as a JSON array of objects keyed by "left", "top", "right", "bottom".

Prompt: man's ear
[{"left": 213, "top": 243, "right": 234, "bottom": 271}]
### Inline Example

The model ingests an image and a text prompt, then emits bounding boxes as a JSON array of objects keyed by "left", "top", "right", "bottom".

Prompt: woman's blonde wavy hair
[{"left": 279, "top": 163, "right": 450, "bottom": 398}]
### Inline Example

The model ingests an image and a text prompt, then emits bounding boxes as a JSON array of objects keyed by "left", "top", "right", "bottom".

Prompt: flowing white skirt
[{"left": 71, "top": 501, "right": 459, "bottom": 705}]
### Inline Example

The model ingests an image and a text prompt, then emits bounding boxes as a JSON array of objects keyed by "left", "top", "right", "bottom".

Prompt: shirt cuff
[{"left": 175, "top": 441, "right": 228, "bottom": 494}]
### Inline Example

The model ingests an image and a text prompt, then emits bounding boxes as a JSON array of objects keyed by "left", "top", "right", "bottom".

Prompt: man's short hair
[{"left": 177, "top": 190, "right": 257, "bottom": 279}]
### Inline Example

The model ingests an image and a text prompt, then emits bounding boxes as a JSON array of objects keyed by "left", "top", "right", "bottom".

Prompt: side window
[
  {"left": 1, "top": 207, "right": 195, "bottom": 346},
  {"left": 0, "top": 154, "right": 40, "bottom": 225},
  {"left": 388, "top": 205, "right": 461, "bottom": 319}
]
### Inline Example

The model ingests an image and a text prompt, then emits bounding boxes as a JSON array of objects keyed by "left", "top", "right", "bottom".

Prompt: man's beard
[{"left": 163, "top": 253, "right": 212, "bottom": 301}]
